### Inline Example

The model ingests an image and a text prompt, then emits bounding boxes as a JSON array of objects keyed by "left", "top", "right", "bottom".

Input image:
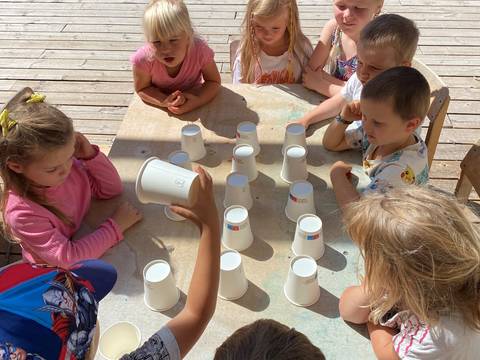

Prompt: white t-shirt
[{"left": 340, "top": 72, "right": 363, "bottom": 102}]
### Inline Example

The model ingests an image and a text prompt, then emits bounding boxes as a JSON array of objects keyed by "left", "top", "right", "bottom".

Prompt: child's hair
[
  {"left": 213, "top": 319, "right": 325, "bottom": 359},
  {"left": 239, "top": 0, "right": 311, "bottom": 83},
  {"left": 361, "top": 66, "right": 430, "bottom": 121},
  {"left": 0, "top": 87, "right": 74, "bottom": 228},
  {"left": 359, "top": 13, "right": 419, "bottom": 64},
  {"left": 343, "top": 186, "right": 480, "bottom": 331}
]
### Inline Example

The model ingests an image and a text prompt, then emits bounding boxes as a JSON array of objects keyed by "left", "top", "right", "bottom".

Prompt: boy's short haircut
[
  {"left": 360, "top": 14, "right": 419, "bottom": 64},
  {"left": 361, "top": 66, "right": 431, "bottom": 121},
  {"left": 213, "top": 319, "right": 325, "bottom": 360}
]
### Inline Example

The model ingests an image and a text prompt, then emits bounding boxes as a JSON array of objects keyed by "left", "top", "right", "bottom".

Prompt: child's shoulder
[
  {"left": 130, "top": 44, "right": 156, "bottom": 66},
  {"left": 323, "top": 18, "right": 339, "bottom": 35}
]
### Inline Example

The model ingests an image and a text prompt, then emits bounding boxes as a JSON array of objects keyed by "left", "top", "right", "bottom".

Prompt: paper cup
[
  {"left": 143, "top": 260, "right": 180, "bottom": 312},
  {"left": 99, "top": 322, "right": 141, "bottom": 360},
  {"left": 168, "top": 150, "right": 192, "bottom": 170},
  {"left": 181, "top": 124, "right": 206, "bottom": 161},
  {"left": 232, "top": 144, "right": 258, "bottom": 182},
  {"left": 222, "top": 205, "right": 254, "bottom": 251},
  {"left": 292, "top": 214, "right": 325, "bottom": 260},
  {"left": 219, "top": 250, "right": 249, "bottom": 300},
  {"left": 136, "top": 157, "right": 200, "bottom": 206},
  {"left": 284, "top": 255, "right": 320, "bottom": 307},
  {"left": 285, "top": 180, "right": 316, "bottom": 222},
  {"left": 224, "top": 172, "right": 253, "bottom": 210},
  {"left": 164, "top": 206, "right": 185, "bottom": 222},
  {"left": 236, "top": 121, "right": 260, "bottom": 156},
  {"left": 282, "top": 123, "right": 307, "bottom": 155},
  {"left": 280, "top": 145, "right": 308, "bottom": 184}
]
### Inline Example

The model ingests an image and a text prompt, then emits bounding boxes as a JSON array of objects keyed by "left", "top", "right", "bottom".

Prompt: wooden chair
[
  {"left": 412, "top": 58, "right": 450, "bottom": 167},
  {"left": 230, "top": 40, "right": 240, "bottom": 78},
  {"left": 455, "top": 139, "right": 480, "bottom": 203}
]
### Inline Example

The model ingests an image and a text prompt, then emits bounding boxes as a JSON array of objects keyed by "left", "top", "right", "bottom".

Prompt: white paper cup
[
  {"left": 219, "top": 250, "right": 249, "bottom": 300},
  {"left": 282, "top": 123, "right": 307, "bottom": 155},
  {"left": 143, "top": 260, "right": 180, "bottom": 312},
  {"left": 284, "top": 255, "right": 320, "bottom": 307},
  {"left": 181, "top": 124, "right": 206, "bottom": 161},
  {"left": 236, "top": 121, "right": 260, "bottom": 156},
  {"left": 292, "top": 214, "right": 325, "bottom": 260},
  {"left": 136, "top": 157, "right": 200, "bottom": 206},
  {"left": 285, "top": 180, "right": 316, "bottom": 222},
  {"left": 168, "top": 150, "right": 192, "bottom": 170},
  {"left": 222, "top": 205, "right": 254, "bottom": 251},
  {"left": 164, "top": 206, "right": 185, "bottom": 222},
  {"left": 99, "top": 322, "right": 141, "bottom": 360},
  {"left": 280, "top": 145, "right": 308, "bottom": 184},
  {"left": 224, "top": 172, "right": 253, "bottom": 210},
  {"left": 232, "top": 144, "right": 258, "bottom": 182}
]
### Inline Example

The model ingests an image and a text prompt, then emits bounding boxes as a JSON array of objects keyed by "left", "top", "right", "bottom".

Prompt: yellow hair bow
[
  {"left": 0, "top": 109, "right": 17, "bottom": 137},
  {"left": 26, "top": 92, "right": 46, "bottom": 104}
]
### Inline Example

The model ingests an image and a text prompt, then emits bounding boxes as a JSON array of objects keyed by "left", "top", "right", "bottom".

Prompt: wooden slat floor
[{"left": 1, "top": 0, "right": 479, "bottom": 263}]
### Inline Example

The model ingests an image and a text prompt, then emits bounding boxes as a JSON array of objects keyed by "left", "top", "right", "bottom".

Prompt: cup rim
[
  {"left": 181, "top": 123, "right": 201, "bottom": 136},
  {"left": 296, "top": 214, "right": 323, "bottom": 234},
  {"left": 99, "top": 321, "right": 142, "bottom": 359},
  {"left": 237, "top": 121, "right": 257, "bottom": 132},
  {"left": 289, "top": 255, "right": 317, "bottom": 278},
  {"left": 168, "top": 150, "right": 191, "bottom": 164},
  {"left": 289, "top": 180, "right": 313, "bottom": 197},
  {"left": 233, "top": 143, "right": 255, "bottom": 157},
  {"left": 143, "top": 259, "right": 172, "bottom": 284},
  {"left": 224, "top": 205, "right": 249, "bottom": 224},
  {"left": 286, "top": 122, "right": 306, "bottom": 133},
  {"left": 284, "top": 144, "right": 308, "bottom": 157},
  {"left": 135, "top": 156, "right": 158, "bottom": 204}
]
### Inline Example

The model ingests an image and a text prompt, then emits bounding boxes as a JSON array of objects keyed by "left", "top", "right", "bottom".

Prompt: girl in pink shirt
[
  {"left": 131, "top": 0, "right": 221, "bottom": 115},
  {"left": 0, "top": 87, "right": 143, "bottom": 269}
]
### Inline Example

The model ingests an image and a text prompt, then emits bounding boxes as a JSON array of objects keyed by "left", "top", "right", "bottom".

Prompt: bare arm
[
  {"left": 367, "top": 322, "right": 400, "bottom": 360},
  {"left": 323, "top": 101, "right": 361, "bottom": 151},
  {"left": 296, "top": 92, "right": 346, "bottom": 128},
  {"left": 308, "top": 19, "right": 337, "bottom": 71},
  {"left": 330, "top": 161, "right": 361, "bottom": 211},
  {"left": 133, "top": 65, "right": 177, "bottom": 108}
]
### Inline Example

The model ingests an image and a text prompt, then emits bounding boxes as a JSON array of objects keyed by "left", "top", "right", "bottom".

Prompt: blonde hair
[
  {"left": 239, "top": 0, "right": 312, "bottom": 83},
  {"left": 343, "top": 186, "right": 480, "bottom": 330}
]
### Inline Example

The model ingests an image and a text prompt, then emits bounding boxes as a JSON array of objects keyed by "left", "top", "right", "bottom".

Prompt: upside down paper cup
[
  {"left": 280, "top": 145, "right": 308, "bottom": 184},
  {"left": 282, "top": 123, "right": 307, "bottom": 155},
  {"left": 164, "top": 150, "right": 193, "bottom": 221},
  {"left": 143, "top": 260, "right": 180, "bottom": 312},
  {"left": 219, "top": 250, "right": 249, "bottom": 300},
  {"left": 224, "top": 172, "right": 253, "bottom": 210},
  {"left": 292, "top": 214, "right": 325, "bottom": 260},
  {"left": 236, "top": 121, "right": 260, "bottom": 156},
  {"left": 181, "top": 124, "right": 207, "bottom": 161},
  {"left": 99, "top": 321, "right": 141, "bottom": 359},
  {"left": 222, "top": 205, "right": 254, "bottom": 251},
  {"left": 232, "top": 144, "right": 258, "bottom": 182},
  {"left": 284, "top": 255, "right": 320, "bottom": 307},
  {"left": 285, "top": 180, "right": 316, "bottom": 222}
]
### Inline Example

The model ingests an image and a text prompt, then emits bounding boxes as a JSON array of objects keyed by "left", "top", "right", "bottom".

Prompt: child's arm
[
  {"left": 367, "top": 322, "right": 400, "bottom": 360},
  {"left": 330, "top": 161, "right": 361, "bottom": 211},
  {"left": 323, "top": 101, "right": 361, "bottom": 151},
  {"left": 295, "top": 92, "right": 346, "bottom": 129},
  {"left": 307, "top": 19, "right": 337, "bottom": 71}
]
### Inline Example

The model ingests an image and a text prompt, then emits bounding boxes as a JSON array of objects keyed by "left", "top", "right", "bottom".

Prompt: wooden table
[{"left": 89, "top": 84, "right": 373, "bottom": 360}]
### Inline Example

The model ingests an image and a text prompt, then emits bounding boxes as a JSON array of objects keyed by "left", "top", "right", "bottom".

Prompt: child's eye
[
  {"left": 337, "top": 5, "right": 346, "bottom": 10},
  {"left": 373, "top": 121, "right": 382, "bottom": 127},
  {"left": 46, "top": 168, "right": 58, "bottom": 173},
  {"left": 170, "top": 39, "right": 178, "bottom": 43}
]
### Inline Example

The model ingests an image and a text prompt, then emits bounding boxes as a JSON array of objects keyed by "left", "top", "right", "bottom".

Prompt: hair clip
[
  {"left": 26, "top": 92, "right": 46, "bottom": 104},
  {"left": 0, "top": 109, "right": 17, "bottom": 137}
]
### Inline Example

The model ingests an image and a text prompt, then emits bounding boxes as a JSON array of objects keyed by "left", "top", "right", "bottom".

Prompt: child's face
[
  {"left": 252, "top": 7, "right": 289, "bottom": 48},
  {"left": 356, "top": 44, "right": 402, "bottom": 84},
  {"left": 152, "top": 32, "right": 190, "bottom": 69},
  {"left": 333, "top": 0, "right": 381, "bottom": 37}
]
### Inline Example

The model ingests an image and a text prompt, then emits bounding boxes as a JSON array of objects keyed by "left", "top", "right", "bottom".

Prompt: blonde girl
[
  {"left": 0, "top": 88, "right": 142, "bottom": 268},
  {"left": 339, "top": 186, "right": 480, "bottom": 359},
  {"left": 303, "top": 0, "right": 383, "bottom": 97},
  {"left": 233, "top": 0, "right": 313, "bottom": 84},
  {"left": 131, "top": 0, "right": 221, "bottom": 115}
]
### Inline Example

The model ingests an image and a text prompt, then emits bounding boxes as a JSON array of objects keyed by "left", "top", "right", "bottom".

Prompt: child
[
  {"left": 327, "top": 67, "right": 431, "bottom": 210},
  {"left": 0, "top": 88, "right": 142, "bottom": 269},
  {"left": 339, "top": 186, "right": 480, "bottom": 359},
  {"left": 295, "top": 13, "right": 419, "bottom": 129},
  {"left": 131, "top": 0, "right": 221, "bottom": 115},
  {"left": 303, "top": 0, "right": 383, "bottom": 97},
  {"left": 232, "top": 0, "right": 313, "bottom": 84}
]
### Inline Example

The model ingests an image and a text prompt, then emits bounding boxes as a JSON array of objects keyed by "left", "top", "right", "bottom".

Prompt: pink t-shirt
[
  {"left": 130, "top": 37, "right": 215, "bottom": 93},
  {"left": 4, "top": 146, "right": 124, "bottom": 269}
]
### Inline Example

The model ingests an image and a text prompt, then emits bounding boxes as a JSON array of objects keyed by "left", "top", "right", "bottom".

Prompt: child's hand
[
  {"left": 162, "top": 90, "right": 184, "bottom": 108},
  {"left": 112, "top": 201, "right": 143, "bottom": 233},
  {"left": 302, "top": 65, "right": 324, "bottom": 92},
  {"left": 168, "top": 93, "right": 200, "bottom": 115},
  {"left": 291, "top": 117, "right": 310, "bottom": 129},
  {"left": 330, "top": 160, "right": 352, "bottom": 179},
  {"left": 74, "top": 132, "right": 96, "bottom": 160},
  {"left": 341, "top": 101, "right": 362, "bottom": 122}
]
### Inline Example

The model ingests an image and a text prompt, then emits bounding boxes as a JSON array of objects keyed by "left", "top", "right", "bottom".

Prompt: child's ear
[
  {"left": 6, "top": 161, "right": 24, "bottom": 174},
  {"left": 401, "top": 60, "right": 412, "bottom": 67},
  {"left": 405, "top": 117, "right": 421, "bottom": 133}
]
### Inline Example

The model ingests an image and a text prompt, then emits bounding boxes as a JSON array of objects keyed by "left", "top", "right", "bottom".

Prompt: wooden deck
[{"left": 1, "top": 0, "right": 479, "bottom": 264}]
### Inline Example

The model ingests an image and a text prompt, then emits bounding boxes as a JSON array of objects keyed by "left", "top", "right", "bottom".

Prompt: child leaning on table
[
  {"left": 0, "top": 87, "right": 142, "bottom": 269},
  {"left": 339, "top": 186, "right": 480, "bottom": 359},
  {"left": 294, "top": 13, "right": 419, "bottom": 130},
  {"left": 326, "top": 66, "right": 430, "bottom": 210},
  {"left": 131, "top": 0, "right": 221, "bottom": 115}
]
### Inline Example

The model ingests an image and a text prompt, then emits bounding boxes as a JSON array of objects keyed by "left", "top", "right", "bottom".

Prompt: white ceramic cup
[
  {"left": 143, "top": 260, "right": 180, "bottom": 312},
  {"left": 222, "top": 205, "right": 254, "bottom": 251},
  {"left": 232, "top": 144, "right": 258, "bottom": 182},
  {"left": 284, "top": 255, "right": 320, "bottom": 307},
  {"left": 219, "top": 250, "right": 249, "bottom": 300},
  {"left": 292, "top": 214, "right": 325, "bottom": 260},
  {"left": 168, "top": 150, "right": 192, "bottom": 170},
  {"left": 282, "top": 123, "right": 307, "bottom": 155},
  {"left": 280, "top": 145, "right": 308, "bottom": 184},
  {"left": 99, "top": 322, "right": 141, "bottom": 360},
  {"left": 136, "top": 157, "right": 200, "bottom": 206},
  {"left": 181, "top": 124, "right": 207, "bottom": 161},
  {"left": 224, "top": 172, "right": 253, "bottom": 210},
  {"left": 285, "top": 180, "right": 316, "bottom": 222},
  {"left": 236, "top": 121, "right": 260, "bottom": 156}
]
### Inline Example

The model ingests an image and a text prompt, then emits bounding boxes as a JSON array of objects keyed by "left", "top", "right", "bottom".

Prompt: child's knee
[{"left": 339, "top": 285, "right": 370, "bottom": 324}]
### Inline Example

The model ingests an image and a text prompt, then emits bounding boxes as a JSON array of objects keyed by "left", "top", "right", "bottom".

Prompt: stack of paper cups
[
  {"left": 164, "top": 150, "right": 193, "bottom": 221},
  {"left": 285, "top": 180, "right": 316, "bottom": 222},
  {"left": 181, "top": 124, "right": 207, "bottom": 161},
  {"left": 224, "top": 172, "right": 253, "bottom": 210},
  {"left": 236, "top": 121, "right": 260, "bottom": 156},
  {"left": 219, "top": 250, "right": 249, "bottom": 300},
  {"left": 222, "top": 205, "right": 254, "bottom": 251},
  {"left": 282, "top": 123, "right": 307, "bottom": 155},
  {"left": 292, "top": 214, "right": 325, "bottom": 260},
  {"left": 99, "top": 322, "right": 142, "bottom": 360},
  {"left": 280, "top": 145, "right": 308, "bottom": 183},
  {"left": 284, "top": 255, "right": 320, "bottom": 307},
  {"left": 232, "top": 144, "right": 258, "bottom": 182},
  {"left": 143, "top": 260, "right": 180, "bottom": 311}
]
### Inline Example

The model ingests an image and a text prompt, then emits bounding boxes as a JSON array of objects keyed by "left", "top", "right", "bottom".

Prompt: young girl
[
  {"left": 303, "top": 0, "right": 383, "bottom": 97},
  {"left": 0, "top": 88, "right": 142, "bottom": 269},
  {"left": 232, "top": 0, "right": 313, "bottom": 84},
  {"left": 131, "top": 0, "right": 221, "bottom": 115},
  {"left": 339, "top": 187, "right": 480, "bottom": 359}
]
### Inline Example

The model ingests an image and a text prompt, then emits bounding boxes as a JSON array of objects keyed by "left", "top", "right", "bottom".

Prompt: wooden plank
[
  {"left": 58, "top": 105, "right": 127, "bottom": 121},
  {"left": 433, "top": 144, "right": 473, "bottom": 161},
  {"left": 429, "top": 160, "right": 461, "bottom": 179},
  {"left": 0, "top": 68, "right": 132, "bottom": 82},
  {"left": 429, "top": 179, "right": 479, "bottom": 200},
  {"left": 9, "top": 80, "right": 134, "bottom": 94},
  {"left": 449, "top": 114, "right": 480, "bottom": 129}
]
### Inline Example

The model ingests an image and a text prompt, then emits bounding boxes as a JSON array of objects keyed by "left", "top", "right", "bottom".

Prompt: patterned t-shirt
[{"left": 121, "top": 326, "right": 180, "bottom": 360}]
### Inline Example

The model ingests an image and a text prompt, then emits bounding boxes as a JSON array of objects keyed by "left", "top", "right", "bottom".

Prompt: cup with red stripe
[
  {"left": 285, "top": 180, "right": 316, "bottom": 222},
  {"left": 236, "top": 121, "right": 260, "bottom": 156},
  {"left": 282, "top": 123, "right": 307, "bottom": 155},
  {"left": 292, "top": 214, "right": 325, "bottom": 260},
  {"left": 222, "top": 205, "right": 254, "bottom": 251}
]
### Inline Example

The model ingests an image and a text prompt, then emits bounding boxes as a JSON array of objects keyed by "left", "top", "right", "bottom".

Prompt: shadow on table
[
  {"left": 307, "top": 287, "right": 340, "bottom": 319},
  {"left": 241, "top": 236, "right": 274, "bottom": 261},
  {"left": 345, "top": 321, "right": 370, "bottom": 339},
  {"left": 272, "top": 84, "right": 325, "bottom": 106},
  {"left": 231, "top": 280, "right": 270, "bottom": 312},
  {"left": 317, "top": 245, "right": 347, "bottom": 272}
]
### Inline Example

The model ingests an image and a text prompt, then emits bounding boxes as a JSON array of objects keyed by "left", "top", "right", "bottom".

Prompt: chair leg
[{"left": 455, "top": 170, "right": 473, "bottom": 203}]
